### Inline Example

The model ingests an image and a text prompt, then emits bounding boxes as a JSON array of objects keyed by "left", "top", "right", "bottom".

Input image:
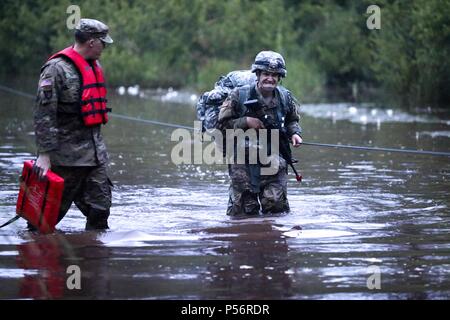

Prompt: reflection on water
[
  {"left": 17, "top": 235, "right": 66, "bottom": 299},
  {"left": 0, "top": 87, "right": 449, "bottom": 299},
  {"left": 301, "top": 102, "right": 450, "bottom": 125},
  {"left": 13, "top": 232, "right": 112, "bottom": 299},
  {"left": 200, "top": 221, "right": 300, "bottom": 299}
]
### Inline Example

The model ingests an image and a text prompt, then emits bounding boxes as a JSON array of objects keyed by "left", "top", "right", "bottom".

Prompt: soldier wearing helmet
[
  {"left": 217, "top": 51, "right": 302, "bottom": 217},
  {"left": 251, "top": 50, "right": 287, "bottom": 77}
]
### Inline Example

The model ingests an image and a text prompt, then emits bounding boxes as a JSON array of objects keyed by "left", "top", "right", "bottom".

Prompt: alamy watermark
[
  {"left": 66, "top": 5, "right": 81, "bottom": 30},
  {"left": 366, "top": 265, "right": 381, "bottom": 290},
  {"left": 171, "top": 121, "right": 281, "bottom": 175},
  {"left": 66, "top": 264, "right": 81, "bottom": 290},
  {"left": 366, "top": 5, "right": 381, "bottom": 30}
]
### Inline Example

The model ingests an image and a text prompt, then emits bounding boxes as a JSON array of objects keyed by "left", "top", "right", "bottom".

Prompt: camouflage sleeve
[
  {"left": 285, "top": 93, "right": 302, "bottom": 138},
  {"left": 33, "top": 61, "right": 61, "bottom": 153},
  {"left": 217, "top": 89, "right": 248, "bottom": 132}
]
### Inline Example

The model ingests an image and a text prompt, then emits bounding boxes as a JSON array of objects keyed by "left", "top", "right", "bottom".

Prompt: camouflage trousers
[
  {"left": 227, "top": 156, "right": 290, "bottom": 216},
  {"left": 51, "top": 164, "right": 112, "bottom": 229}
]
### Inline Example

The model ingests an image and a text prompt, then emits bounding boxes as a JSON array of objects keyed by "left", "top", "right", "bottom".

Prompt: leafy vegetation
[{"left": 0, "top": 0, "right": 448, "bottom": 108}]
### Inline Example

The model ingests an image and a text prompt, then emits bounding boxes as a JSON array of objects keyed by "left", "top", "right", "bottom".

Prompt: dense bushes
[{"left": 0, "top": 0, "right": 448, "bottom": 108}]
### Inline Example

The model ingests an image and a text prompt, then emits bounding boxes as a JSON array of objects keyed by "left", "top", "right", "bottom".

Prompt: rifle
[{"left": 244, "top": 99, "right": 302, "bottom": 182}]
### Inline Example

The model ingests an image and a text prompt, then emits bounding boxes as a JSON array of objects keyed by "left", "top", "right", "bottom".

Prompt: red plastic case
[{"left": 16, "top": 160, "right": 64, "bottom": 233}]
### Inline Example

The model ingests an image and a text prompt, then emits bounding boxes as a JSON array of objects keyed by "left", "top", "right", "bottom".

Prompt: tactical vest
[
  {"left": 237, "top": 84, "right": 291, "bottom": 126},
  {"left": 49, "top": 47, "right": 110, "bottom": 126}
]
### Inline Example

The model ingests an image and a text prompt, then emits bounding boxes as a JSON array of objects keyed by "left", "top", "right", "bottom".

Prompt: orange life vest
[{"left": 49, "top": 46, "right": 110, "bottom": 126}]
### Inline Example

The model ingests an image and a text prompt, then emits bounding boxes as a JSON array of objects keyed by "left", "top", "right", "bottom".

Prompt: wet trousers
[
  {"left": 226, "top": 156, "right": 290, "bottom": 216},
  {"left": 52, "top": 164, "right": 112, "bottom": 230}
]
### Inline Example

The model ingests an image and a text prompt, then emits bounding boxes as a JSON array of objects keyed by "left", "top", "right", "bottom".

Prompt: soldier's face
[
  {"left": 257, "top": 71, "right": 280, "bottom": 93},
  {"left": 87, "top": 38, "right": 106, "bottom": 60}
]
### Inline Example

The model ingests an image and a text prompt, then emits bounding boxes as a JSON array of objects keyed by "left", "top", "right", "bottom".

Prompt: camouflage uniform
[
  {"left": 218, "top": 85, "right": 302, "bottom": 216},
  {"left": 33, "top": 19, "right": 113, "bottom": 229},
  {"left": 35, "top": 57, "right": 109, "bottom": 166}
]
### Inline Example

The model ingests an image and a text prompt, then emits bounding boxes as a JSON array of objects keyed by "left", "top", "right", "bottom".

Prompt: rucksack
[{"left": 196, "top": 70, "right": 257, "bottom": 133}]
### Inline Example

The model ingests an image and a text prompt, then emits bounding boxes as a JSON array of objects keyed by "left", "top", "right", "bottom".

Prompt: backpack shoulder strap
[
  {"left": 238, "top": 84, "right": 251, "bottom": 106},
  {"left": 237, "top": 84, "right": 259, "bottom": 116},
  {"left": 276, "top": 85, "right": 291, "bottom": 114}
]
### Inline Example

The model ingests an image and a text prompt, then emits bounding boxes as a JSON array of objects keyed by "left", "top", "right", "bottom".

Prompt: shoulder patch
[{"left": 40, "top": 78, "right": 53, "bottom": 100}]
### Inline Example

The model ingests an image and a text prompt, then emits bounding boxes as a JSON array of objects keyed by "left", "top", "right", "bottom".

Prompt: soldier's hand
[
  {"left": 246, "top": 117, "right": 265, "bottom": 129},
  {"left": 33, "top": 153, "right": 51, "bottom": 179},
  {"left": 291, "top": 134, "right": 302, "bottom": 147}
]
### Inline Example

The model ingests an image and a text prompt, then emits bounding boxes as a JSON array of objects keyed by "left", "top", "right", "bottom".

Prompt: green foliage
[
  {"left": 411, "top": 0, "right": 450, "bottom": 106},
  {"left": 0, "top": 0, "right": 448, "bottom": 108},
  {"left": 196, "top": 59, "right": 239, "bottom": 92},
  {"left": 0, "top": 0, "right": 67, "bottom": 74},
  {"left": 283, "top": 56, "right": 325, "bottom": 103},
  {"left": 370, "top": 0, "right": 450, "bottom": 108}
]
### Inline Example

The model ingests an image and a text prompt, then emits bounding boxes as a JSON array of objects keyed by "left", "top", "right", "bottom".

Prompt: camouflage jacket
[
  {"left": 33, "top": 56, "right": 108, "bottom": 166},
  {"left": 217, "top": 84, "right": 302, "bottom": 138}
]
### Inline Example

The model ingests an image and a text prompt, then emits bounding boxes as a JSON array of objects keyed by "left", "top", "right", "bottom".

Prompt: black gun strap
[{"left": 239, "top": 84, "right": 258, "bottom": 116}]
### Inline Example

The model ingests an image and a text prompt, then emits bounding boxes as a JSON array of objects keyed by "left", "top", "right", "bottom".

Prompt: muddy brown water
[{"left": 0, "top": 84, "right": 449, "bottom": 299}]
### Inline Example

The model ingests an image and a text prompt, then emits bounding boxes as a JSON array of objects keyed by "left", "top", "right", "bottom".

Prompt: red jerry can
[{"left": 16, "top": 161, "right": 64, "bottom": 234}]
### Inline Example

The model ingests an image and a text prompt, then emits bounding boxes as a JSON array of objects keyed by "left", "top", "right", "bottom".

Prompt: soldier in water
[
  {"left": 33, "top": 19, "right": 114, "bottom": 230},
  {"left": 217, "top": 51, "right": 302, "bottom": 217}
]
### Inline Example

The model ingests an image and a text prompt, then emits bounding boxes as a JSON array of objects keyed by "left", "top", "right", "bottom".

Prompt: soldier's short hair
[{"left": 75, "top": 30, "right": 93, "bottom": 44}]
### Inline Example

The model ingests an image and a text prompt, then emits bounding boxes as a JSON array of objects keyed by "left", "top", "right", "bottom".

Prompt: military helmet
[{"left": 251, "top": 51, "right": 287, "bottom": 77}]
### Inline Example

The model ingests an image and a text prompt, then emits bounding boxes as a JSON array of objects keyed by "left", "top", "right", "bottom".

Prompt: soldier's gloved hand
[
  {"left": 33, "top": 153, "right": 51, "bottom": 179},
  {"left": 291, "top": 134, "right": 302, "bottom": 147},
  {"left": 246, "top": 117, "right": 265, "bottom": 129}
]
